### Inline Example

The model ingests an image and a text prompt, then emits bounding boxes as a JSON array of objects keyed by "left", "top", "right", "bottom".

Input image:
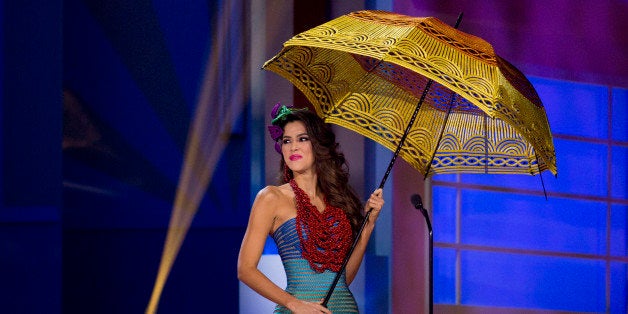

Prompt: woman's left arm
[{"left": 344, "top": 188, "right": 384, "bottom": 284}]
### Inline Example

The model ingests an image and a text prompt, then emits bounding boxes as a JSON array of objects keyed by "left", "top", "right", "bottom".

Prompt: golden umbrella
[
  {"left": 263, "top": 9, "right": 557, "bottom": 310},
  {"left": 264, "top": 10, "right": 556, "bottom": 179}
]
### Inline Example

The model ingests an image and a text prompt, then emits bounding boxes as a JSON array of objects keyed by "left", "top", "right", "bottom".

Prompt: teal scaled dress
[{"left": 272, "top": 217, "right": 358, "bottom": 313}]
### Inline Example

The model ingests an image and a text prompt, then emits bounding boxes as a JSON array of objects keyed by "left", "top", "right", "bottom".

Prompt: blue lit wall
[{"left": 432, "top": 78, "right": 628, "bottom": 312}]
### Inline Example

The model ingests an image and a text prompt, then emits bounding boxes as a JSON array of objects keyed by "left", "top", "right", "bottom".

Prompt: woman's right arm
[
  {"left": 237, "top": 187, "right": 331, "bottom": 313},
  {"left": 237, "top": 188, "right": 294, "bottom": 305}
]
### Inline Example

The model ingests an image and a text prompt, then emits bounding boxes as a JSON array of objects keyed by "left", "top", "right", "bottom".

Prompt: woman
[{"left": 237, "top": 103, "right": 384, "bottom": 313}]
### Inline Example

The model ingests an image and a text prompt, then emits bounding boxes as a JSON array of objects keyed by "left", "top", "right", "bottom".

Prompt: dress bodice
[{"left": 271, "top": 218, "right": 358, "bottom": 313}]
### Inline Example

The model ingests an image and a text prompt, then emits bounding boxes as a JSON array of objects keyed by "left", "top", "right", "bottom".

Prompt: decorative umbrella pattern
[{"left": 263, "top": 10, "right": 557, "bottom": 178}]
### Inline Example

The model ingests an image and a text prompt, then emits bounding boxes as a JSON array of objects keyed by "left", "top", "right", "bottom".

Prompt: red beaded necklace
[{"left": 290, "top": 179, "right": 353, "bottom": 273}]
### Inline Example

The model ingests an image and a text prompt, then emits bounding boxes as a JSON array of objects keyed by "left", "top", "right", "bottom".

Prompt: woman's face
[{"left": 281, "top": 120, "right": 315, "bottom": 175}]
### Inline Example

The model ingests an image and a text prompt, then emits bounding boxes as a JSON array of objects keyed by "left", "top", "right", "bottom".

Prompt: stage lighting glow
[{"left": 145, "top": 2, "right": 247, "bottom": 312}]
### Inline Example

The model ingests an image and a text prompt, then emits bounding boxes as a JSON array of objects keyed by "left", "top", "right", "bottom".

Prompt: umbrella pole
[
  {"left": 322, "top": 208, "right": 373, "bottom": 307},
  {"left": 323, "top": 80, "right": 434, "bottom": 307},
  {"left": 377, "top": 80, "right": 434, "bottom": 189},
  {"left": 324, "top": 11, "right": 466, "bottom": 309},
  {"left": 377, "top": 11, "right": 464, "bottom": 186}
]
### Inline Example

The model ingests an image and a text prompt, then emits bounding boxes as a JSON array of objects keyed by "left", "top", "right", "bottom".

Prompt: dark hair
[{"left": 275, "top": 110, "right": 364, "bottom": 236}]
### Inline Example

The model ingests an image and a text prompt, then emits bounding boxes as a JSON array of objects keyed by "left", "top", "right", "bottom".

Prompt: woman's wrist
[
  {"left": 365, "top": 211, "right": 378, "bottom": 227},
  {"left": 285, "top": 297, "right": 301, "bottom": 312},
  {"left": 363, "top": 218, "right": 376, "bottom": 234}
]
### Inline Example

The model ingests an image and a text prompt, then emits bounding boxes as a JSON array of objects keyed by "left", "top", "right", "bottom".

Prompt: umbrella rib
[
  {"left": 424, "top": 93, "right": 456, "bottom": 177},
  {"left": 534, "top": 150, "right": 549, "bottom": 200},
  {"left": 377, "top": 80, "right": 434, "bottom": 189}
]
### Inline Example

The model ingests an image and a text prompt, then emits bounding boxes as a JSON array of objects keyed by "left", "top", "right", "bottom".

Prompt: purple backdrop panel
[{"left": 394, "top": 0, "right": 628, "bottom": 87}]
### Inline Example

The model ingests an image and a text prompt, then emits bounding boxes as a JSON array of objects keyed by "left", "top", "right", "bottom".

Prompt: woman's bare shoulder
[
  {"left": 253, "top": 184, "right": 295, "bottom": 232},
  {"left": 254, "top": 183, "right": 293, "bottom": 205}
]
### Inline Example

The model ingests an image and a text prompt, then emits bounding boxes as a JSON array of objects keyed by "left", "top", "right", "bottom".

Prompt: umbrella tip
[{"left": 455, "top": 12, "right": 464, "bottom": 29}]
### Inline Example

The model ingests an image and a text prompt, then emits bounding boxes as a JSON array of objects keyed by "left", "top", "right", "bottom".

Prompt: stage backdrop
[
  {"left": 1, "top": 0, "right": 626, "bottom": 313},
  {"left": 395, "top": 0, "right": 628, "bottom": 312}
]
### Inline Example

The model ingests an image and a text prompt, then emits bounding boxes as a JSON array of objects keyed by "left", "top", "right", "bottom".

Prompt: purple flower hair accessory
[
  {"left": 267, "top": 102, "right": 293, "bottom": 154},
  {"left": 267, "top": 102, "right": 308, "bottom": 154},
  {"left": 268, "top": 125, "right": 283, "bottom": 153}
]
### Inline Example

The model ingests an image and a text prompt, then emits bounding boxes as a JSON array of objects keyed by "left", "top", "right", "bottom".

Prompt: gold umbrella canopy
[{"left": 263, "top": 10, "right": 557, "bottom": 177}]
